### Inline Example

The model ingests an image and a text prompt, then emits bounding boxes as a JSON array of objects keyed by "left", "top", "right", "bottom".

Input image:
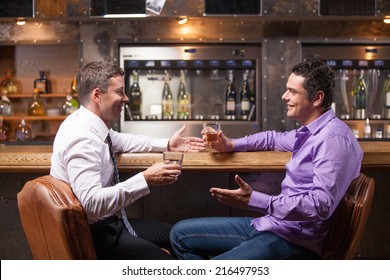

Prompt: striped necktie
[{"left": 106, "top": 134, "right": 137, "bottom": 236}]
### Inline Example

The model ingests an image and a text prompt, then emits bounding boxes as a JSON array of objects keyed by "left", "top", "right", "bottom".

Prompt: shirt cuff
[
  {"left": 120, "top": 172, "right": 150, "bottom": 203},
  {"left": 248, "top": 190, "right": 270, "bottom": 213},
  {"left": 233, "top": 137, "right": 248, "bottom": 152},
  {"left": 151, "top": 138, "right": 170, "bottom": 152}
]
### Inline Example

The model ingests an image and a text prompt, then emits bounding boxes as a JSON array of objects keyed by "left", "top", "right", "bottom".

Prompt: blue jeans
[{"left": 170, "top": 217, "right": 319, "bottom": 260}]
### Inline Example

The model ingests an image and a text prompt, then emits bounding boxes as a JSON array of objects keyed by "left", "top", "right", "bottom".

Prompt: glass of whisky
[
  {"left": 202, "top": 122, "right": 220, "bottom": 146},
  {"left": 163, "top": 151, "right": 184, "bottom": 165}
]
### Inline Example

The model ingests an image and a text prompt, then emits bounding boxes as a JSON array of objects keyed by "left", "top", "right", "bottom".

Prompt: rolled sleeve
[{"left": 233, "top": 137, "right": 248, "bottom": 152}]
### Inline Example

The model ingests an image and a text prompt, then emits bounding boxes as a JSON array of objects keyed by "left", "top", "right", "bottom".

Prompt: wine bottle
[
  {"left": 225, "top": 70, "right": 236, "bottom": 119},
  {"left": 352, "top": 70, "right": 367, "bottom": 119},
  {"left": 177, "top": 70, "right": 191, "bottom": 119},
  {"left": 34, "top": 71, "right": 49, "bottom": 94},
  {"left": 14, "top": 114, "right": 32, "bottom": 142},
  {"left": 161, "top": 71, "right": 174, "bottom": 120},
  {"left": 383, "top": 73, "right": 390, "bottom": 119},
  {"left": 28, "top": 88, "right": 45, "bottom": 116},
  {"left": 129, "top": 70, "right": 142, "bottom": 119},
  {"left": 240, "top": 70, "right": 251, "bottom": 120},
  {"left": 0, "top": 70, "right": 19, "bottom": 94}
]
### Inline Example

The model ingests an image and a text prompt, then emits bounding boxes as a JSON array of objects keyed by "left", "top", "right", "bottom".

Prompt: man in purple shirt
[{"left": 170, "top": 60, "right": 363, "bottom": 259}]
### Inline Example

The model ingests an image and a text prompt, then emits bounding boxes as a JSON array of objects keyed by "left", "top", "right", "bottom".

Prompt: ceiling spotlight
[
  {"left": 16, "top": 18, "right": 26, "bottom": 26},
  {"left": 177, "top": 17, "right": 188, "bottom": 25}
]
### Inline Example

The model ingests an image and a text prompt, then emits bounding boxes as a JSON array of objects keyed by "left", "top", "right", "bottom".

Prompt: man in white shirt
[{"left": 50, "top": 61, "right": 205, "bottom": 259}]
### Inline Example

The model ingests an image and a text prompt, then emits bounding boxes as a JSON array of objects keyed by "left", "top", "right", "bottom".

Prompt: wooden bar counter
[
  {"left": 0, "top": 141, "right": 389, "bottom": 173},
  {"left": 1, "top": 141, "right": 390, "bottom": 260}
]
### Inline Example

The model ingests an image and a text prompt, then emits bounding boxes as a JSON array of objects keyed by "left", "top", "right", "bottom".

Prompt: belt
[{"left": 91, "top": 215, "right": 119, "bottom": 227}]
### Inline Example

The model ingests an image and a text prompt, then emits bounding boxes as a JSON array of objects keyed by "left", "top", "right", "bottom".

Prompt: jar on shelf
[
  {"left": 34, "top": 71, "right": 49, "bottom": 94},
  {"left": 0, "top": 116, "right": 9, "bottom": 143},
  {"left": 28, "top": 88, "right": 45, "bottom": 116},
  {"left": 0, "top": 69, "right": 19, "bottom": 95},
  {"left": 61, "top": 89, "right": 79, "bottom": 115},
  {"left": 0, "top": 90, "right": 13, "bottom": 116},
  {"left": 14, "top": 114, "right": 32, "bottom": 142}
]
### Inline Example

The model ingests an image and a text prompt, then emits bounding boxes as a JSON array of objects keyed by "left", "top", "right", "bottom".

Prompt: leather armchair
[
  {"left": 322, "top": 173, "right": 375, "bottom": 259},
  {"left": 17, "top": 175, "right": 96, "bottom": 260}
]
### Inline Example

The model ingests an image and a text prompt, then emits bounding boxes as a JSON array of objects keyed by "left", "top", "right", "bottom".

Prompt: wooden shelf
[
  {"left": 2, "top": 115, "right": 66, "bottom": 121},
  {"left": 7, "top": 93, "right": 78, "bottom": 99},
  {"left": 343, "top": 119, "right": 390, "bottom": 123},
  {"left": 7, "top": 93, "right": 69, "bottom": 98}
]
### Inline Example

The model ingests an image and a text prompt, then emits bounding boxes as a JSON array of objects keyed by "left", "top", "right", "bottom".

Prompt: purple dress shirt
[{"left": 233, "top": 109, "right": 363, "bottom": 256}]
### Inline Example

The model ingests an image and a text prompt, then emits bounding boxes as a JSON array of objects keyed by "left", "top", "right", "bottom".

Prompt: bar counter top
[{"left": 1, "top": 141, "right": 389, "bottom": 173}]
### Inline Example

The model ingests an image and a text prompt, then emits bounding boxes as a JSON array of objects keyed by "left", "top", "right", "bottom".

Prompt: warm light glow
[
  {"left": 384, "top": 18, "right": 390, "bottom": 24},
  {"left": 103, "top": 14, "right": 147, "bottom": 18},
  {"left": 16, "top": 18, "right": 26, "bottom": 26},
  {"left": 179, "top": 27, "right": 192, "bottom": 35},
  {"left": 177, "top": 17, "right": 188, "bottom": 25}
]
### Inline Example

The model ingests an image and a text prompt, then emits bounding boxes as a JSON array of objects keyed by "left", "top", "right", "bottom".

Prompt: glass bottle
[
  {"left": 383, "top": 73, "right": 390, "bottom": 119},
  {"left": 0, "top": 90, "right": 13, "bottom": 116},
  {"left": 14, "top": 114, "right": 32, "bottom": 142},
  {"left": 0, "top": 70, "right": 19, "bottom": 95},
  {"left": 128, "top": 70, "right": 142, "bottom": 120},
  {"left": 61, "top": 89, "right": 79, "bottom": 115},
  {"left": 363, "top": 118, "right": 371, "bottom": 138},
  {"left": 0, "top": 116, "right": 9, "bottom": 143},
  {"left": 352, "top": 70, "right": 367, "bottom": 119},
  {"left": 161, "top": 71, "right": 174, "bottom": 120},
  {"left": 177, "top": 70, "right": 191, "bottom": 120},
  {"left": 70, "top": 69, "right": 78, "bottom": 95},
  {"left": 225, "top": 70, "right": 237, "bottom": 119},
  {"left": 34, "top": 71, "right": 49, "bottom": 94},
  {"left": 240, "top": 70, "right": 251, "bottom": 120},
  {"left": 28, "top": 88, "right": 45, "bottom": 116}
]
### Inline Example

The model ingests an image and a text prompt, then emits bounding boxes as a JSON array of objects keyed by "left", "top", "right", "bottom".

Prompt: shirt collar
[
  {"left": 78, "top": 105, "right": 110, "bottom": 142},
  {"left": 305, "top": 109, "right": 336, "bottom": 135}
]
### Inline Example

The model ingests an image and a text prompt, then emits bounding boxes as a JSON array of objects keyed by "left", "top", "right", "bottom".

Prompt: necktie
[{"left": 106, "top": 134, "right": 137, "bottom": 236}]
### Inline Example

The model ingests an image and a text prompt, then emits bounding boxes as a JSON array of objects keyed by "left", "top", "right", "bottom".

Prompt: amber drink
[{"left": 203, "top": 122, "right": 220, "bottom": 146}]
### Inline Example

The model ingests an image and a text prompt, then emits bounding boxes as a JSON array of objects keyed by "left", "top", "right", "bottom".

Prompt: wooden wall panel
[{"left": 34, "top": 0, "right": 89, "bottom": 18}]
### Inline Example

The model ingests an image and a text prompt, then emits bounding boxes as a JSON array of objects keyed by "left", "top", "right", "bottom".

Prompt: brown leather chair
[
  {"left": 17, "top": 175, "right": 96, "bottom": 260},
  {"left": 322, "top": 173, "right": 375, "bottom": 259}
]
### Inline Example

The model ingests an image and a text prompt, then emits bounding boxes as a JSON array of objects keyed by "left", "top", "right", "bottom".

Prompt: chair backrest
[
  {"left": 17, "top": 175, "right": 96, "bottom": 260},
  {"left": 322, "top": 173, "right": 375, "bottom": 259}
]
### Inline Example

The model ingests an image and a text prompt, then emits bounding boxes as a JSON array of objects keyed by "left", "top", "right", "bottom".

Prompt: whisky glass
[
  {"left": 202, "top": 122, "right": 220, "bottom": 146},
  {"left": 163, "top": 151, "right": 184, "bottom": 165}
]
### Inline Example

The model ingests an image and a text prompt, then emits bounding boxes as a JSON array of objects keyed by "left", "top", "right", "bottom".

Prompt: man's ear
[
  {"left": 91, "top": 88, "right": 101, "bottom": 104},
  {"left": 313, "top": 91, "right": 324, "bottom": 107}
]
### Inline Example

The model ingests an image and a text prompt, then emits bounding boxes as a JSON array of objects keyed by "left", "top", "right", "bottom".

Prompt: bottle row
[
  {"left": 337, "top": 69, "right": 390, "bottom": 120},
  {"left": 125, "top": 69, "right": 256, "bottom": 121},
  {"left": 0, "top": 115, "right": 32, "bottom": 142},
  {"left": 0, "top": 68, "right": 79, "bottom": 117},
  {"left": 0, "top": 89, "right": 79, "bottom": 117},
  {"left": 0, "top": 69, "right": 54, "bottom": 95},
  {"left": 350, "top": 118, "right": 390, "bottom": 139}
]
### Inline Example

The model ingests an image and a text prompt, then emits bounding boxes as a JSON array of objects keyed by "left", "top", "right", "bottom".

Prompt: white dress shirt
[{"left": 50, "top": 106, "right": 169, "bottom": 223}]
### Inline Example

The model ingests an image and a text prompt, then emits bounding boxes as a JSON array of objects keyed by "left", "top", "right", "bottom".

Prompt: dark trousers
[{"left": 90, "top": 216, "right": 175, "bottom": 260}]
